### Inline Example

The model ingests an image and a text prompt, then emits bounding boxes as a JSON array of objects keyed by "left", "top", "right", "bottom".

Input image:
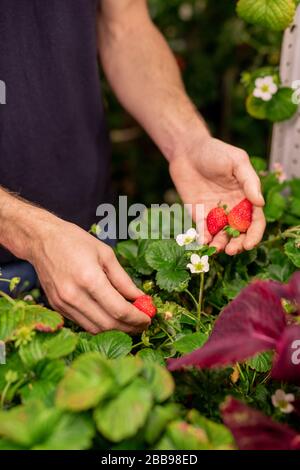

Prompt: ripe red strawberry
[
  {"left": 207, "top": 207, "right": 228, "bottom": 236},
  {"left": 133, "top": 295, "right": 157, "bottom": 319},
  {"left": 226, "top": 199, "right": 253, "bottom": 236}
]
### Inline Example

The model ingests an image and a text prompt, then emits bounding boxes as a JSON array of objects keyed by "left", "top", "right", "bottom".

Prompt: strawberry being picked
[
  {"left": 133, "top": 295, "right": 157, "bottom": 319},
  {"left": 225, "top": 199, "right": 253, "bottom": 238},
  {"left": 207, "top": 206, "right": 228, "bottom": 236}
]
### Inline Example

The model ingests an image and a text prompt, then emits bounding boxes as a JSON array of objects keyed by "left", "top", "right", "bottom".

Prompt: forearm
[
  {"left": 98, "top": 2, "right": 210, "bottom": 161},
  {"left": 0, "top": 188, "right": 60, "bottom": 262}
]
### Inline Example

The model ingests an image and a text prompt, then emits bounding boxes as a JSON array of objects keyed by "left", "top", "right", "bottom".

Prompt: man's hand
[
  {"left": 170, "top": 136, "right": 266, "bottom": 255},
  {"left": 30, "top": 219, "right": 150, "bottom": 334},
  {"left": 0, "top": 188, "right": 150, "bottom": 334}
]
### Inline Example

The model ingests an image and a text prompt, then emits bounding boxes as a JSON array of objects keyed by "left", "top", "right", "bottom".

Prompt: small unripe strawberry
[
  {"left": 133, "top": 295, "right": 157, "bottom": 319},
  {"left": 226, "top": 199, "right": 253, "bottom": 237},
  {"left": 207, "top": 207, "right": 228, "bottom": 236}
]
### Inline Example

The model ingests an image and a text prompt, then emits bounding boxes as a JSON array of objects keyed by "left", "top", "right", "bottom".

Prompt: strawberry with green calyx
[
  {"left": 225, "top": 199, "right": 253, "bottom": 238},
  {"left": 207, "top": 205, "right": 228, "bottom": 236},
  {"left": 133, "top": 295, "right": 157, "bottom": 319}
]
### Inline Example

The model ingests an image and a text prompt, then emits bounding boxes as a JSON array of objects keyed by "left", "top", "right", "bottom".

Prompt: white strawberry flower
[
  {"left": 176, "top": 228, "right": 198, "bottom": 247},
  {"left": 271, "top": 389, "right": 295, "bottom": 414},
  {"left": 187, "top": 254, "right": 210, "bottom": 274},
  {"left": 253, "top": 76, "right": 278, "bottom": 102},
  {"left": 272, "top": 162, "right": 287, "bottom": 183}
]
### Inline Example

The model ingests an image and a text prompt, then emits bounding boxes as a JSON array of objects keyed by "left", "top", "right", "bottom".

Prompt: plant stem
[
  {"left": 185, "top": 289, "right": 198, "bottom": 312},
  {"left": 0, "top": 382, "right": 10, "bottom": 409},
  {"left": 131, "top": 341, "right": 144, "bottom": 350},
  {"left": 181, "top": 310, "right": 198, "bottom": 323},
  {"left": 160, "top": 326, "right": 175, "bottom": 343},
  {"left": 260, "top": 225, "right": 300, "bottom": 247},
  {"left": 197, "top": 273, "right": 205, "bottom": 323},
  {"left": 236, "top": 363, "right": 246, "bottom": 383},
  {"left": 0, "top": 290, "right": 15, "bottom": 305}
]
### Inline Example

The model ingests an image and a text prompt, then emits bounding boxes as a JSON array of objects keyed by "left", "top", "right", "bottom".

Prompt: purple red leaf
[
  {"left": 267, "top": 272, "right": 300, "bottom": 312},
  {"left": 271, "top": 325, "right": 300, "bottom": 385},
  {"left": 221, "top": 397, "right": 300, "bottom": 450},
  {"left": 168, "top": 281, "right": 286, "bottom": 371}
]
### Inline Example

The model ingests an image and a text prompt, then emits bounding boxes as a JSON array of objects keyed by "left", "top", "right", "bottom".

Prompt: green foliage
[
  {"left": 237, "top": 0, "right": 296, "bottom": 31},
  {"left": 145, "top": 240, "right": 191, "bottom": 292},
  {"left": 76, "top": 330, "right": 132, "bottom": 359}
]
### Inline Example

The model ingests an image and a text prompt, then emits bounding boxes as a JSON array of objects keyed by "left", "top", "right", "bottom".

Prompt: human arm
[
  {"left": 0, "top": 188, "right": 150, "bottom": 333},
  {"left": 98, "top": 0, "right": 266, "bottom": 253}
]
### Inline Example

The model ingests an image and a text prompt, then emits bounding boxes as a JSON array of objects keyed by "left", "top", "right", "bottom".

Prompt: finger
[
  {"left": 209, "top": 230, "right": 230, "bottom": 252},
  {"left": 101, "top": 249, "right": 143, "bottom": 300},
  {"left": 243, "top": 207, "right": 266, "bottom": 251},
  {"left": 45, "top": 292, "right": 100, "bottom": 334},
  {"left": 203, "top": 221, "right": 213, "bottom": 246},
  {"left": 63, "top": 290, "right": 144, "bottom": 334},
  {"left": 89, "top": 273, "right": 151, "bottom": 329},
  {"left": 195, "top": 210, "right": 213, "bottom": 246},
  {"left": 225, "top": 234, "right": 246, "bottom": 256},
  {"left": 232, "top": 154, "right": 265, "bottom": 207}
]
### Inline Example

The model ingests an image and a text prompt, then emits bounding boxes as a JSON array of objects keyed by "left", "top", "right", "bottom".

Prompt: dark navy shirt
[{"left": 0, "top": 0, "right": 111, "bottom": 262}]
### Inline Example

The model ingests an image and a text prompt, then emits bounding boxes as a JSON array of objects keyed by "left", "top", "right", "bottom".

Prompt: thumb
[{"left": 233, "top": 153, "right": 265, "bottom": 207}]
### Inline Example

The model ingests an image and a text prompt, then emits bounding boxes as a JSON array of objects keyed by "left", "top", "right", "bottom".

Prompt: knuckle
[
  {"left": 102, "top": 246, "right": 115, "bottom": 264},
  {"left": 113, "top": 310, "right": 126, "bottom": 322},
  {"left": 59, "top": 283, "right": 77, "bottom": 304},
  {"left": 78, "top": 269, "right": 96, "bottom": 288},
  {"left": 239, "top": 150, "right": 249, "bottom": 161}
]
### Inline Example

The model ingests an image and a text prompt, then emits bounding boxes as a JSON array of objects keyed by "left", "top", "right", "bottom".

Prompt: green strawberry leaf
[
  {"left": 146, "top": 240, "right": 190, "bottom": 292},
  {"left": 173, "top": 332, "right": 208, "bottom": 354},
  {"left": 156, "top": 421, "right": 210, "bottom": 450},
  {"left": 20, "top": 360, "right": 66, "bottom": 405},
  {"left": 145, "top": 404, "right": 181, "bottom": 445},
  {"left": 246, "top": 351, "right": 273, "bottom": 372},
  {"left": 266, "top": 88, "right": 298, "bottom": 122},
  {"left": 109, "top": 356, "right": 144, "bottom": 387},
  {"left": 33, "top": 414, "right": 95, "bottom": 450},
  {"left": 19, "top": 328, "right": 77, "bottom": 368},
  {"left": 136, "top": 348, "right": 165, "bottom": 366},
  {"left": 187, "top": 409, "right": 234, "bottom": 450},
  {"left": 0, "top": 299, "right": 63, "bottom": 342},
  {"left": 56, "top": 352, "right": 115, "bottom": 411},
  {"left": 76, "top": 330, "right": 132, "bottom": 359},
  {"left": 0, "top": 402, "right": 94, "bottom": 450},
  {"left": 246, "top": 94, "right": 268, "bottom": 120},
  {"left": 284, "top": 240, "right": 300, "bottom": 267},
  {"left": 237, "top": 0, "right": 296, "bottom": 31},
  {"left": 156, "top": 268, "right": 190, "bottom": 292},
  {"left": 264, "top": 188, "right": 287, "bottom": 222},
  {"left": 143, "top": 363, "right": 174, "bottom": 403},
  {"left": 94, "top": 378, "right": 153, "bottom": 442}
]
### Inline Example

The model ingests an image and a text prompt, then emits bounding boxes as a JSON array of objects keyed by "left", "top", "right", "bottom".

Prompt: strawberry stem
[
  {"left": 224, "top": 226, "right": 240, "bottom": 238},
  {"left": 197, "top": 272, "right": 205, "bottom": 327}
]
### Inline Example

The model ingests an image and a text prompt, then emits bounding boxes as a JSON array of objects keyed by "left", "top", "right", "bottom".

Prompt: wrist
[
  {"left": 0, "top": 190, "right": 61, "bottom": 263},
  {"left": 164, "top": 111, "right": 211, "bottom": 163}
]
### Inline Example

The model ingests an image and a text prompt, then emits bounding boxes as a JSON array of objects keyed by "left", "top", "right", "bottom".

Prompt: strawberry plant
[
  {"left": 0, "top": 0, "right": 300, "bottom": 451},
  {"left": 0, "top": 165, "right": 299, "bottom": 450}
]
